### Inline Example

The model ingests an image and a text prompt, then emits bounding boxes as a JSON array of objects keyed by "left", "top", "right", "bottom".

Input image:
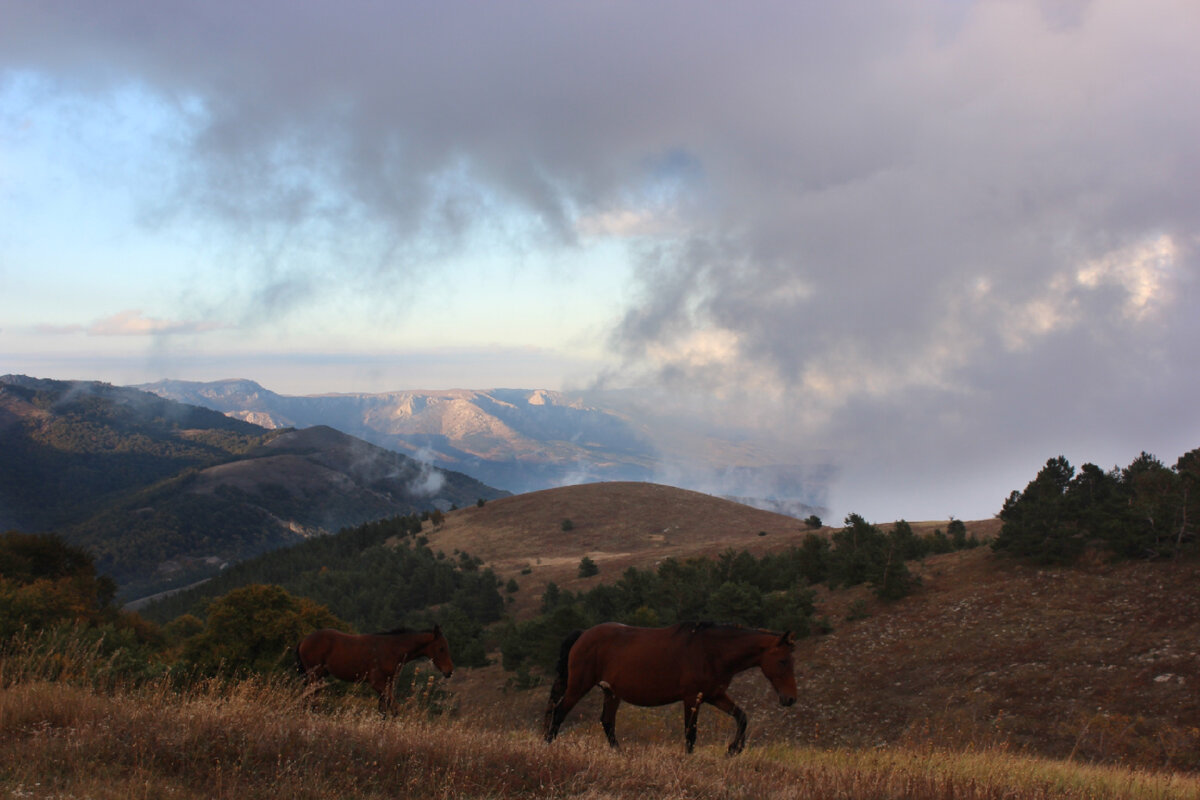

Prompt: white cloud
[
  {"left": 86, "top": 310, "right": 227, "bottom": 337},
  {"left": 1075, "top": 234, "right": 1180, "bottom": 321}
]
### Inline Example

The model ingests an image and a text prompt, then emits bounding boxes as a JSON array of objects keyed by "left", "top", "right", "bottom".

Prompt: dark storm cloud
[{"left": 3, "top": 0, "right": 1198, "bottom": 518}]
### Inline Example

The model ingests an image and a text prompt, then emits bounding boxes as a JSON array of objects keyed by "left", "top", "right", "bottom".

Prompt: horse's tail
[{"left": 542, "top": 629, "right": 583, "bottom": 735}]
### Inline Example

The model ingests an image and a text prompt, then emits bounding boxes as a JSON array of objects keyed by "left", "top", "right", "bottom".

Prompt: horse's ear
[
  {"left": 780, "top": 631, "right": 796, "bottom": 646},
  {"left": 432, "top": 623, "right": 442, "bottom": 637}
]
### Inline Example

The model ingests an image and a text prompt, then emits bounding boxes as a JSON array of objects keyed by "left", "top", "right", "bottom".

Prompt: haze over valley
[{"left": 137, "top": 378, "right": 831, "bottom": 519}]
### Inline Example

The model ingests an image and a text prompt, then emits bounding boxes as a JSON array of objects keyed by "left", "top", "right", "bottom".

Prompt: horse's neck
[
  {"left": 702, "top": 630, "right": 772, "bottom": 676},
  {"left": 378, "top": 631, "right": 429, "bottom": 658},
  {"left": 403, "top": 632, "right": 432, "bottom": 656}
]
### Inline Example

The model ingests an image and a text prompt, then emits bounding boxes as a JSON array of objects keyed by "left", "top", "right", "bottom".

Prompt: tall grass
[{"left": 2, "top": 632, "right": 1198, "bottom": 799}]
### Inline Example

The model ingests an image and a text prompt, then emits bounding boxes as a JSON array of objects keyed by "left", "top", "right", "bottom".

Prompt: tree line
[{"left": 992, "top": 447, "right": 1200, "bottom": 564}]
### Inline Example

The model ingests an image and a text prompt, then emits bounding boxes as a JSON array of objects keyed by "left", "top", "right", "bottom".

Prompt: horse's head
[
  {"left": 423, "top": 624, "right": 455, "bottom": 679},
  {"left": 759, "top": 631, "right": 798, "bottom": 707}
]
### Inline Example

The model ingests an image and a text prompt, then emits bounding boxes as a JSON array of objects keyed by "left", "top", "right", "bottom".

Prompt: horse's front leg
[
  {"left": 600, "top": 684, "right": 621, "bottom": 749},
  {"left": 706, "top": 692, "right": 748, "bottom": 756},
  {"left": 371, "top": 669, "right": 397, "bottom": 716},
  {"left": 682, "top": 692, "right": 703, "bottom": 753},
  {"left": 542, "top": 673, "right": 569, "bottom": 737},
  {"left": 545, "top": 683, "right": 590, "bottom": 743}
]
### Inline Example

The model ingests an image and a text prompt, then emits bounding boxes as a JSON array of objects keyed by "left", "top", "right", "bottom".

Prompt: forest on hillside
[
  {"left": 140, "top": 514, "right": 506, "bottom": 668},
  {"left": 0, "top": 377, "right": 273, "bottom": 532},
  {"left": 994, "top": 447, "right": 1199, "bottom": 563}
]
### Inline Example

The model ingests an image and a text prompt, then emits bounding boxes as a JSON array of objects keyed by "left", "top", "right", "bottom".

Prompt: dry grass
[
  {"left": 3, "top": 676, "right": 1197, "bottom": 800},
  {"left": 3, "top": 628, "right": 1196, "bottom": 800}
]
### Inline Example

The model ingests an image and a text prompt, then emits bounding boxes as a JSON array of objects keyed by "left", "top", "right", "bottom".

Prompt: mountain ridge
[
  {"left": 137, "top": 378, "right": 830, "bottom": 516},
  {"left": 0, "top": 375, "right": 507, "bottom": 599}
]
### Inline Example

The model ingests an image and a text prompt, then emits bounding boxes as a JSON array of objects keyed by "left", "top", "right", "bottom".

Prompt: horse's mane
[
  {"left": 372, "top": 626, "right": 419, "bottom": 636},
  {"left": 681, "top": 621, "right": 737, "bottom": 636},
  {"left": 680, "top": 621, "right": 774, "bottom": 639}
]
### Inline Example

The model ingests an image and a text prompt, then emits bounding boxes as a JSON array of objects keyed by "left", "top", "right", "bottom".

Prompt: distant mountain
[
  {"left": 0, "top": 375, "right": 268, "bottom": 532},
  {"left": 137, "top": 380, "right": 661, "bottom": 494},
  {"left": 0, "top": 375, "right": 507, "bottom": 599},
  {"left": 135, "top": 379, "right": 830, "bottom": 517}
]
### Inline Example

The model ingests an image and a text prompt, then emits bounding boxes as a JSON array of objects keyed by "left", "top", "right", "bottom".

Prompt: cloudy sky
[{"left": 2, "top": 1, "right": 1197, "bottom": 521}]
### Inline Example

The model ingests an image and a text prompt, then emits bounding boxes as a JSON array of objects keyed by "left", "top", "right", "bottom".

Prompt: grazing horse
[
  {"left": 543, "top": 621, "right": 797, "bottom": 755},
  {"left": 295, "top": 625, "right": 454, "bottom": 713}
]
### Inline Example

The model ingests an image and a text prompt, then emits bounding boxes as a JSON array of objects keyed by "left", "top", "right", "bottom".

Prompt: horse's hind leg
[
  {"left": 300, "top": 668, "right": 327, "bottom": 709},
  {"left": 600, "top": 684, "right": 621, "bottom": 749}
]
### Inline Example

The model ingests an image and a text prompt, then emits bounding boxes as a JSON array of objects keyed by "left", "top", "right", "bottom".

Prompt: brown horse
[
  {"left": 295, "top": 625, "right": 454, "bottom": 713},
  {"left": 543, "top": 621, "right": 797, "bottom": 754}
]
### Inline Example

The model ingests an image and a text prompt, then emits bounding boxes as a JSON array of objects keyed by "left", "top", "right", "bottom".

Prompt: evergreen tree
[
  {"left": 1119, "top": 452, "right": 1179, "bottom": 558},
  {"left": 1174, "top": 448, "right": 1200, "bottom": 554},
  {"left": 890, "top": 519, "right": 926, "bottom": 560},
  {"left": 993, "top": 456, "right": 1083, "bottom": 563}
]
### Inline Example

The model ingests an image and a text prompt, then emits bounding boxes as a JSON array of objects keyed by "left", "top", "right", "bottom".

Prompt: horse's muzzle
[
  {"left": 779, "top": 695, "right": 796, "bottom": 707},
  {"left": 442, "top": 669, "right": 454, "bottom": 679}
]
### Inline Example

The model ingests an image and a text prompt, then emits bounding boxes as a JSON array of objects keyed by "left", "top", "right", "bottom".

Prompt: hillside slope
[
  {"left": 780, "top": 547, "right": 1200, "bottom": 767},
  {"left": 442, "top": 541, "right": 1199, "bottom": 771},
  {"left": 0, "top": 375, "right": 507, "bottom": 599},
  {"left": 411, "top": 485, "right": 1198, "bottom": 770},
  {"left": 422, "top": 482, "right": 988, "bottom": 617},
  {"left": 0, "top": 375, "right": 266, "bottom": 531}
]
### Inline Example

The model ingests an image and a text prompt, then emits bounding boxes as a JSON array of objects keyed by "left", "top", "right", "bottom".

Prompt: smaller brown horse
[
  {"left": 543, "top": 621, "right": 797, "bottom": 755},
  {"left": 296, "top": 625, "right": 454, "bottom": 713}
]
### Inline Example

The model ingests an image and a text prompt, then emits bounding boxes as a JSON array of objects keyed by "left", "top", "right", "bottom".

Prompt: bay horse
[
  {"left": 543, "top": 621, "right": 797, "bottom": 755},
  {"left": 295, "top": 625, "right": 454, "bottom": 713}
]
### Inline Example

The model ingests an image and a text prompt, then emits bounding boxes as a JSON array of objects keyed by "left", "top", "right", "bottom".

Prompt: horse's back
[
  {"left": 297, "top": 628, "right": 334, "bottom": 664},
  {"left": 571, "top": 623, "right": 694, "bottom": 705},
  {"left": 297, "top": 629, "right": 365, "bottom": 674}
]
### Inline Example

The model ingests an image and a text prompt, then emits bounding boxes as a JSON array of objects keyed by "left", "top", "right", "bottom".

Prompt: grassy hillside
[
  {"left": 125, "top": 480, "right": 1200, "bottom": 771},
  {"left": 409, "top": 484, "right": 1196, "bottom": 771},
  {"left": 6, "top": 478, "right": 1200, "bottom": 792},
  {"left": 416, "top": 548, "right": 1200, "bottom": 772},
  {"left": 786, "top": 547, "right": 1200, "bottom": 766},
  {"left": 2, "top": 671, "right": 1196, "bottom": 800}
]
